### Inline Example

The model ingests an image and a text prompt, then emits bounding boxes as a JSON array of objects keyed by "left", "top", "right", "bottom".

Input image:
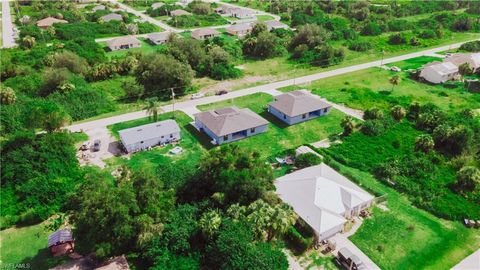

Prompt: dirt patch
[{"left": 199, "top": 75, "right": 274, "bottom": 94}]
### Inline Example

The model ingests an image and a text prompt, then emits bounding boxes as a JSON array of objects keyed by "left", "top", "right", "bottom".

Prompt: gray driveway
[
  {"left": 2, "top": 0, "right": 16, "bottom": 48},
  {"left": 452, "top": 249, "right": 480, "bottom": 270}
]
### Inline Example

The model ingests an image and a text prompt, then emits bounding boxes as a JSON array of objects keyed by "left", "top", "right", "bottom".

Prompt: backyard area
[{"left": 99, "top": 38, "right": 165, "bottom": 58}]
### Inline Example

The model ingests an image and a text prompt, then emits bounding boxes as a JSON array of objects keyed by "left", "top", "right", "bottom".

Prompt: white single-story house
[
  {"left": 191, "top": 28, "right": 221, "bottom": 40},
  {"left": 194, "top": 106, "right": 268, "bottom": 145},
  {"left": 36, "top": 17, "right": 68, "bottom": 29},
  {"left": 92, "top": 4, "right": 106, "bottom": 12},
  {"left": 419, "top": 61, "right": 459, "bottom": 84},
  {"left": 226, "top": 22, "right": 253, "bottom": 37},
  {"left": 445, "top": 53, "right": 480, "bottom": 72},
  {"left": 268, "top": 90, "right": 332, "bottom": 125},
  {"left": 275, "top": 164, "right": 375, "bottom": 241},
  {"left": 100, "top": 13, "right": 123, "bottom": 22},
  {"left": 147, "top": 31, "right": 172, "bottom": 45},
  {"left": 119, "top": 119, "right": 181, "bottom": 153},
  {"left": 106, "top": 36, "right": 141, "bottom": 51},
  {"left": 170, "top": 9, "right": 192, "bottom": 17},
  {"left": 264, "top": 20, "right": 289, "bottom": 31}
]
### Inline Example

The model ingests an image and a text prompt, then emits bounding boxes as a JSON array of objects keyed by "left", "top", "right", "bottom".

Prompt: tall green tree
[
  {"left": 144, "top": 97, "right": 162, "bottom": 122},
  {"left": 341, "top": 116, "right": 355, "bottom": 136},
  {"left": 28, "top": 100, "right": 71, "bottom": 133},
  {"left": 389, "top": 75, "right": 401, "bottom": 92}
]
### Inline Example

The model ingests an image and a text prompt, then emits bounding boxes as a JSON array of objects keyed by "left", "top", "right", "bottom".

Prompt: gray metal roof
[
  {"left": 227, "top": 22, "right": 253, "bottom": 32},
  {"left": 191, "top": 28, "right": 220, "bottom": 39},
  {"left": 194, "top": 106, "right": 268, "bottom": 136},
  {"left": 101, "top": 13, "right": 123, "bottom": 22},
  {"left": 107, "top": 35, "right": 141, "bottom": 47},
  {"left": 264, "top": 20, "right": 289, "bottom": 30},
  {"left": 170, "top": 9, "right": 191, "bottom": 16},
  {"left": 48, "top": 229, "right": 73, "bottom": 247},
  {"left": 269, "top": 90, "right": 332, "bottom": 117},
  {"left": 147, "top": 31, "right": 171, "bottom": 42},
  {"left": 119, "top": 119, "right": 180, "bottom": 146}
]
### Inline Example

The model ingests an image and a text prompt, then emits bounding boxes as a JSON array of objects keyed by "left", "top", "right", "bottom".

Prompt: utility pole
[
  {"left": 171, "top": 88, "right": 175, "bottom": 119},
  {"left": 380, "top": 50, "right": 385, "bottom": 66}
]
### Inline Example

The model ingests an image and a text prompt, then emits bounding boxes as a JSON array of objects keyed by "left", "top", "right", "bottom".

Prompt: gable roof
[
  {"left": 92, "top": 4, "right": 106, "bottom": 12},
  {"left": 227, "top": 22, "right": 253, "bottom": 32},
  {"left": 191, "top": 28, "right": 220, "bottom": 38},
  {"left": 151, "top": 2, "right": 165, "bottom": 9},
  {"left": 425, "top": 61, "right": 458, "bottom": 75},
  {"left": 36, "top": 17, "right": 68, "bottom": 27},
  {"left": 264, "top": 20, "right": 289, "bottom": 30},
  {"left": 101, "top": 13, "right": 123, "bottom": 21},
  {"left": 170, "top": 9, "right": 191, "bottom": 16},
  {"left": 106, "top": 36, "right": 141, "bottom": 47},
  {"left": 48, "top": 229, "right": 73, "bottom": 247},
  {"left": 119, "top": 119, "right": 180, "bottom": 146},
  {"left": 275, "top": 164, "right": 374, "bottom": 235},
  {"left": 147, "top": 31, "right": 171, "bottom": 41},
  {"left": 194, "top": 106, "right": 268, "bottom": 136},
  {"left": 269, "top": 90, "right": 332, "bottom": 117},
  {"left": 445, "top": 53, "right": 480, "bottom": 69}
]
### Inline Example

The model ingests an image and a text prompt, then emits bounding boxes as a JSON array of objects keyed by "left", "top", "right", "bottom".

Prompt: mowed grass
[
  {"left": 256, "top": 14, "right": 275, "bottom": 21},
  {"left": 386, "top": 56, "right": 441, "bottom": 70},
  {"left": 284, "top": 66, "right": 480, "bottom": 112},
  {"left": 326, "top": 161, "right": 480, "bottom": 270},
  {"left": 0, "top": 223, "right": 53, "bottom": 269},
  {"left": 100, "top": 39, "right": 165, "bottom": 59},
  {"left": 197, "top": 93, "right": 345, "bottom": 158}
]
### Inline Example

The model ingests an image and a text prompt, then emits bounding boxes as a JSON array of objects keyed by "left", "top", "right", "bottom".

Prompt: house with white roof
[
  {"left": 445, "top": 53, "right": 480, "bottom": 72},
  {"left": 194, "top": 106, "right": 268, "bottom": 145},
  {"left": 106, "top": 36, "right": 141, "bottom": 51},
  {"left": 119, "top": 119, "right": 181, "bottom": 153},
  {"left": 268, "top": 90, "right": 332, "bottom": 125},
  {"left": 419, "top": 61, "right": 459, "bottom": 84},
  {"left": 275, "top": 164, "right": 375, "bottom": 240}
]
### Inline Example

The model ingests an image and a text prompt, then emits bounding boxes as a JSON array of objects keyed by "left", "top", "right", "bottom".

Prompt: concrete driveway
[{"left": 2, "top": 0, "right": 17, "bottom": 48}]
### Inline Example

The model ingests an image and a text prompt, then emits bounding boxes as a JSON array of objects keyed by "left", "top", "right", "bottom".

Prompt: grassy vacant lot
[
  {"left": 385, "top": 56, "right": 441, "bottom": 70},
  {"left": 0, "top": 223, "right": 55, "bottom": 269},
  {"left": 281, "top": 65, "right": 479, "bottom": 112},
  {"left": 326, "top": 161, "right": 480, "bottom": 270},
  {"left": 197, "top": 93, "right": 345, "bottom": 158}
]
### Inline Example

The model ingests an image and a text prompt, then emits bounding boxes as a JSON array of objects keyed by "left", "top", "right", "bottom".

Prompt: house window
[
  {"left": 224, "top": 135, "right": 228, "bottom": 141},
  {"left": 170, "top": 134, "right": 173, "bottom": 138},
  {"left": 324, "top": 108, "right": 328, "bottom": 113},
  {"left": 161, "top": 136, "right": 164, "bottom": 138},
  {"left": 140, "top": 141, "right": 144, "bottom": 144},
  {"left": 250, "top": 127, "right": 256, "bottom": 133},
  {"left": 283, "top": 114, "right": 286, "bottom": 119},
  {"left": 302, "top": 114, "right": 307, "bottom": 119}
]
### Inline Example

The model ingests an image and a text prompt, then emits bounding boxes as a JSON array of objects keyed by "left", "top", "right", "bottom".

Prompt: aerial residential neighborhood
[{"left": 1, "top": 0, "right": 479, "bottom": 270}]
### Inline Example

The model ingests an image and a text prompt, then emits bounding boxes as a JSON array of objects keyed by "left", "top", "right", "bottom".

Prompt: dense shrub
[
  {"left": 388, "top": 33, "right": 407, "bottom": 45},
  {"left": 387, "top": 19, "right": 412, "bottom": 31},
  {"left": 459, "top": 40, "right": 480, "bottom": 52},
  {"left": 361, "top": 22, "right": 382, "bottom": 36},
  {"left": 295, "top": 153, "right": 322, "bottom": 169},
  {"left": 348, "top": 40, "right": 372, "bottom": 52},
  {"left": 285, "top": 226, "right": 311, "bottom": 255}
]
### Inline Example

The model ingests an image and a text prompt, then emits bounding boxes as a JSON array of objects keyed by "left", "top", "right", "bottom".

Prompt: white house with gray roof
[
  {"left": 445, "top": 53, "right": 480, "bottom": 72},
  {"left": 119, "top": 119, "right": 180, "bottom": 153},
  {"left": 100, "top": 13, "right": 123, "bottom": 22},
  {"left": 275, "top": 164, "right": 374, "bottom": 241},
  {"left": 92, "top": 4, "right": 106, "bottom": 12},
  {"left": 191, "top": 28, "right": 220, "bottom": 40},
  {"left": 107, "top": 36, "right": 141, "bottom": 51},
  {"left": 226, "top": 22, "right": 253, "bottom": 37},
  {"left": 264, "top": 20, "right": 289, "bottom": 31},
  {"left": 147, "top": 31, "right": 172, "bottom": 45},
  {"left": 268, "top": 90, "right": 332, "bottom": 125},
  {"left": 194, "top": 106, "right": 268, "bottom": 145},
  {"left": 420, "top": 61, "right": 459, "bottom": 84}
]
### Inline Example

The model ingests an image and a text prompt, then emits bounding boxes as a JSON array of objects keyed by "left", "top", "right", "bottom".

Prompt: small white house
[
  {"left": 119, "top": 119, "right": 181, "bottom": 153},
  {"left": 275, "top": 164, "right": 375, "bottom": 241},
  {"left": 419, "top": 61, "right": 459, "bottom": 84},
  {"left": 106, "top": 36, "right": 141, "bottom": 51}
]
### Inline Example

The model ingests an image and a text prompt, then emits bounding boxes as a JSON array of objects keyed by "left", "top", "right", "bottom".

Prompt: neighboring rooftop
[
  {"left": 147, "top": 31, "right": 172, "bottom": 41},
  {"left": 106, "top": 36, "right": 141, "bottom": 47},
  {"left": 264, "top": 20, "right": 289, "bottom": 30},
  {"left": 101, "top": 13, "right": 123, "bottom": 22},
  {"left": 151, "top": 2, "right": 165, "bottom": 9},
  {"left": 424, "top": 61, "right": 458, "bottom": 75},
  {"left": 48, "top": 229, "right": 73, "bottom": 248},
  {"left": 191, "top": 28, "right": 220, "bottom": 38},
  {"left": 119, "top": 119, "right": 180, "bottom": 146},
  {"left": 170, "top": 9, "right": 192, "bottom": 16},
  {"left": 194, "top": 106, "right": 268, "bottom": 136},
  {"left": 36, "top": 17, "right": 68, "bottom": 27},
  {"left": 445, "top": 53, "right": 480, "bottom": 69},
  {"left": 269, "top": 90, "right": 331, "bottom": 117}
]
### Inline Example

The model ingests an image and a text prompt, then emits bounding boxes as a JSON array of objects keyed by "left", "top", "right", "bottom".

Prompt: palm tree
[
  {"left": 0, "top": 87, "right": 17, "bottom": 105},
  {"left": 266, "top": 204, "right": 297, "bottom": 241},
  {"left": 389, "top": 75, "right": 401, "bottom": 92},
  {"left": 390, "top": 105, "right": 406, "bottom": 121},
  {"left": 22, "top": 36, "right": 36, "bottom": 49},
  {"left": 340, "top": 116, "right": 355, "bottom": 136},
  {"left": 199, "top": 210, "right": 222, "bottom": 238},
  {"left": 415, "top": 134, "right": 435, "bottom": 153},
  {"left": 226, "top": 203, "right": 246, "bottom": 221},
  {"left": 144, "top": 98, "right": 162, "bottom": 121}
]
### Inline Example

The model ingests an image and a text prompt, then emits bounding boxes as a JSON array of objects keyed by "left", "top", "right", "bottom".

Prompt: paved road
[
  {"left": 68, "top": 39, "right": 477, "bottom": 133},
  {"left": 2, "top": 0, "right": 16, "bottom": 48},
  {"left": 451, "top": 249, "right": 480, "bottom": 270}
]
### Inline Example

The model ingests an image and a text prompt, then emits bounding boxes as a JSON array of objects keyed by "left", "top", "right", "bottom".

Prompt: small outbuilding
[
  {"left": 147, "top": 31, "right": 172, "bottom": 45},
  {"left": 106, "top": 36, "right": 141, "bottom": 51},
  {"left": 48, "top": 229, "right": 74, "bottom": 257},
  {"left": 268, "top": 90, "right": 332, "bottom": 125},
  {"left": 119, "top": 119, "right": 181, "bottom": 153},
  {"left": 226, "top": 22, "right": 252, "bottom": 37},
  {"left": 100, "top": 13, "right": 123, "bottom": 22},
  {"left": 191, "top": 28, "right": 221, "bottom": 40},
  {"left": 419, "top": 61, "right": 459, "bottom": 84},
  {"left": 36, "top": 17, "right": 68, "bottom": 29},
  {"left": 194, "top": 106, "right": 268, "bottom": 145},
  {"left": 170, "top": 9, "right": 192, "bottom": 17}
]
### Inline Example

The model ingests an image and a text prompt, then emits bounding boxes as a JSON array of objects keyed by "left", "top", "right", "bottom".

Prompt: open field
[
  {"left": 385, "top": 56, "right": 441, "bottom": 70},
  {"left": 99, "top": 38, "right": 165, "bottom": 58},
  {"left": 324, "top": 161, "right": 480, "bottom": 270}
]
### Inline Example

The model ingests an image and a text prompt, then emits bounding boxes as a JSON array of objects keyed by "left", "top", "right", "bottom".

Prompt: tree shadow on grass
[
  {"left": 379, "top": 90, "right": 392, "bottom": 95},
  {"left": 259, "top": 110, "right": 290, "bottom": 129},
  {"left": 19, "top": 247, "right": 60, "bottom": 270},
  {"left": 183, "top": 123, "right": 216, "bottom": 151}
]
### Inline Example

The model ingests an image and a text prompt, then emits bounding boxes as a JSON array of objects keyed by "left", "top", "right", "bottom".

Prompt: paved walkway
[
  {"left": 67, "top": 40, "right": 478, "bottom": 133},
  {"left": 331, "top": 217, "right": 381, "bottom": 270},
  {"left": 2, "top": 0, "right": 16, "bottom": 48},
  {"left": 451, "top": 249, "right": 480, "bottom": 270}
]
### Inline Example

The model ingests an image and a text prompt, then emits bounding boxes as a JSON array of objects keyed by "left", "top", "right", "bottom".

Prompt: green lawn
[
  {"left": 197, "top": 93, "right": 346, "bottom": 158},
  {"left": 0, "top": 223, "right": 61, "bottom": 269},
  {"left": 385, "top": 56, "right": 441, "bottom": 70},
  {"left": 324, "top": 161, "right": 480, "bottom": 270},
  {"left": 281, "top": 66, "right": 479, "bottom": 112},
  {"left": 100, "top": 38, "right": 165, "bottom": 59},
  {"left": 256, "top": 14, "right": 275, "bottom": 21}
]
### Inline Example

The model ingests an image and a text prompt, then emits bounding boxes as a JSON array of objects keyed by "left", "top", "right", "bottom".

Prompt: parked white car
[
  {"left": 390, "top": 66, "right": 402, "bottom": 72},
  {"left": 191, "top": 93, "right": 205, "bottom": 99}
]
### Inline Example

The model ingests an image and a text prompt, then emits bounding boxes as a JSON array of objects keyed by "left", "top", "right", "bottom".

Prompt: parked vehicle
[
  {"left": 92, "top": 140, "right": 101, "bottom": 152},
  {"left": 335, "top": 247, "right": 366, "bottom": 270},
  {"left": 390, "top": 66, "right": 401, "bottom": 72},
  {"left": 191, "top": 93, "right": 205, "bottom": 99},
  {"left": 216, "top": 90, "right": 228, "bottom": 95}
]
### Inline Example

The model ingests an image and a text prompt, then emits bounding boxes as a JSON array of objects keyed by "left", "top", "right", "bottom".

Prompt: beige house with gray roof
[
  {"left": 170, "top": 9, "right": 192, "bottom": 17},
  {"left": 194, "top": 106, "right": 268, "bottom": 145},
  {"left": 100, "top": 13, "right": 123, "bottom": 22},
  {"left": 106, "top": 36, "right": 141, "bottom": 51},
  {"left": 445, "top": 53, "right": 480, "bottom": 72},
  {"left": 191, "top": 28, "right": 220, "bottom": 40},
  {"left": 268, "top": 90, "right": 332, "bottom": 125},
  {"left": 226, "top": 22, "right": 253, "bottom": 37},
  {"left": 36, "top": 17, "right": 68, "bottom": 29}
]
